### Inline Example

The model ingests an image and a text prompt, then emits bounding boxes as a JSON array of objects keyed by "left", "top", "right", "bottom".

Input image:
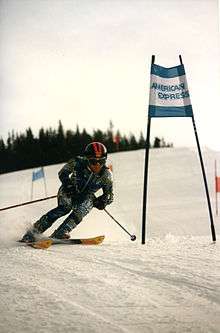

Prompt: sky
[{"left": 0, "top": 0, "right": 220, "bottom": 150}]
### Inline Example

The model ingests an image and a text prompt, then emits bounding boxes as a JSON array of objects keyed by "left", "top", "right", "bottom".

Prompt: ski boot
[
  {"left": 50, "top": 223, "right": 71, "bottom": 240},
  {"left": 20, "top": 215, "right": 52, "bottom": 243},
  {"left": 50, "top": 229, "right": 71, "bottom": 240},
  {"left": 19, "top": 228, "right": 39, "bottom": 243}
]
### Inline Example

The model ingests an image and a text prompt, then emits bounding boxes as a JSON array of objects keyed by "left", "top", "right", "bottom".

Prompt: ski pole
[
  {"left": 0, "top": 195, "right": 57, "bottom": 212},
  {"left": 104, "top": 208, "right": 136, "bottom": 241}
]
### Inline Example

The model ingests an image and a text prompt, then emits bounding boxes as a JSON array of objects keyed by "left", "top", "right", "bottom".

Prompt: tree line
[{"left": 0, "top": 121, "right": 173, "bottom": 174}]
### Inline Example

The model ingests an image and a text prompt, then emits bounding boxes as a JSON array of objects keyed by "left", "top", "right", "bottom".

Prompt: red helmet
[{"left": 84, "top": 142, "right": 107, "bottom": 159}]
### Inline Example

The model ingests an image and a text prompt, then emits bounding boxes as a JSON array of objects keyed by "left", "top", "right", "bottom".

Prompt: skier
[{"left": 21, "top": 142, "right": 113, "bottom": 242}]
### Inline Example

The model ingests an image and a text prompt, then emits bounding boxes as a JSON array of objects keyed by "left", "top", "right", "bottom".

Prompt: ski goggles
[{"left": 87, "top": 157, "right": 106, "bottom": 166}]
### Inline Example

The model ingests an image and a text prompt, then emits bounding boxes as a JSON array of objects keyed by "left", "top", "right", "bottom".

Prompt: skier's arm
[
  {"left": 58, "top": 159, "right": 78, "bottom": 192},
  {"left": 101, "top": 178, "right": 113, "bottom": 205},
  {"left": 94, "top": 170, "right": 113, "bottom": 209}
]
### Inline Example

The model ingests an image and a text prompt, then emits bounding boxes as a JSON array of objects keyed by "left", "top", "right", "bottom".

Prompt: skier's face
[{"left": 87, "top": 158, "right": 106, "bottom": 173}]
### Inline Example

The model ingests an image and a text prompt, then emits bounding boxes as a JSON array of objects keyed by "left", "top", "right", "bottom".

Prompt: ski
[{"left": 21, "top": 235, "right": 105, "bottom": 249}]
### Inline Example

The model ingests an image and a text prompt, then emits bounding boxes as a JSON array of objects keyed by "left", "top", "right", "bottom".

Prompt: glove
[{"left": 93, "top": 198, "right": 106, "bottom": 210}]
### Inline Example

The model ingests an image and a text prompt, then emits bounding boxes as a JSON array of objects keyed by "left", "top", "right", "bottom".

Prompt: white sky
[{"left": 0, "top": 0, "right": 220, "bottom": 150}]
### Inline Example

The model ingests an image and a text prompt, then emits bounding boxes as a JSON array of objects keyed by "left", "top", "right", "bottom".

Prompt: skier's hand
[{"left": 93, "top": 199, "right": 106, "bottom": 210}]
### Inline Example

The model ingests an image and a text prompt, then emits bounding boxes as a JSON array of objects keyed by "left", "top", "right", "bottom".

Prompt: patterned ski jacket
[{"left": 58, "top": 156, "right": 113, "bottom": 206}]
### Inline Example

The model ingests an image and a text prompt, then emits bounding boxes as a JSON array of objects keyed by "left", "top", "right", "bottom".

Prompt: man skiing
[{"left": 21, "top": 142, "right": 113, "bottom": 242}]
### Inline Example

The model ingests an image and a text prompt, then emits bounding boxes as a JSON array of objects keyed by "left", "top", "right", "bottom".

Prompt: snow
[{"left": 0, "top": 148, "right": 220, "bottom": 333}]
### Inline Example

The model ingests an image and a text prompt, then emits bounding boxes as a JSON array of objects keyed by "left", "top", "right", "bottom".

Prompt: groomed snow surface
[{"left": 0, "top": 148, "right": 220, "bottom": 333}]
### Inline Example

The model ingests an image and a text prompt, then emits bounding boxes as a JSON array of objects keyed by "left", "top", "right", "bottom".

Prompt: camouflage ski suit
[{"left": 34, "top": 156, "right": 113, "bottom": 236}]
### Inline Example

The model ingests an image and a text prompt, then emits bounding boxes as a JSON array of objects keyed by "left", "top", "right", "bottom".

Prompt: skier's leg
[
  {"left": 20, "top": 205, "right": 71, "bottom": 242},
  {"left": 21, "top": 189, "right": 72, "bottom": 242},
  {"left": 50, "top": 210, "right": 82, "bottom": 239},
  {"left": 51, "top": 197, "right": 94, "bottom": 239},
  {"left": 34, "top": 205, "right": 72, "bottom": 232}
]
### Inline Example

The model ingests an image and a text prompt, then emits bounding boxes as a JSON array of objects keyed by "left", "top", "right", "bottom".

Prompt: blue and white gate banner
[
  {"left": 32, "top": 167, "right": 45, "bottom": 182},
  {"left": 149, "top": 64, "right": 193, "bottom": 118}
]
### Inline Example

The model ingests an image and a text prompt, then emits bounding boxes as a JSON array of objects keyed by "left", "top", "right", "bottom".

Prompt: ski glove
[{"left": 93, "top": 198, "right": 106, "bottom": 210}]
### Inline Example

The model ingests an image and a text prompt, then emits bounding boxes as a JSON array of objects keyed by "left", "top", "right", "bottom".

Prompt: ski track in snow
[
  {"left": 0, "top": 245, "right": 129, "bottom": 333},
  {"left": 0, "top": 237, "right": 220, "bottom": 333},
  {"left": 1, "top": 148, "right": 220, "bottom": 332}
]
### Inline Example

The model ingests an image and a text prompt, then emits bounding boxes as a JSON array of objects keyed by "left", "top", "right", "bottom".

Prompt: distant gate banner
[
  {"left": 31, "top": 167, "right": 47, "bottom": 200},
  {"left": 149, "top": 64, "right": 193, "bottom": 118},
  {"left": 32, "top": 167, "right": 45, "bottom": 182}
]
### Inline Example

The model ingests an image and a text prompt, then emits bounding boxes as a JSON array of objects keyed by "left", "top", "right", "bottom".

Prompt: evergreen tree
[
  {"left": 153, "top": 137, "right": 161, "bottom": 148},
  {"left": 129, "top": 134, "right": 138, "bottom": 150},
  {"left": 0, "top": 138, "right": 7, "bottom": 173},
  {"left": 80, "top": 129, "right": 92, "bottom": 153},
  {"left": 93, "top": 129, "right": 105, "bottom": 144},
  {"left": 139, "top": 131, "right": 145, "bottom": 149}
]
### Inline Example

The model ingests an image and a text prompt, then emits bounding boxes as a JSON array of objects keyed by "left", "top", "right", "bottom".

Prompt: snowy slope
[{"left": 0, "top": 148, "right": 220, "bottom": 333}]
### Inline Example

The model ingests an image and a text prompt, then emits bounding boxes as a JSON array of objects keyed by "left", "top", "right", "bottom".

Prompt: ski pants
[{"left": 34, "top": 187, "right": 94, "bottom": 233}]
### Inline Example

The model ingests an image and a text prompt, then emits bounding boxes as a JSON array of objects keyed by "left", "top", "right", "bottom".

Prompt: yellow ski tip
[
  {"left": 30, "top": 239, "right": 53, "bottom": 249},
  {"left": 81, "top": 235, "right": 105, "bottom": 245}
]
